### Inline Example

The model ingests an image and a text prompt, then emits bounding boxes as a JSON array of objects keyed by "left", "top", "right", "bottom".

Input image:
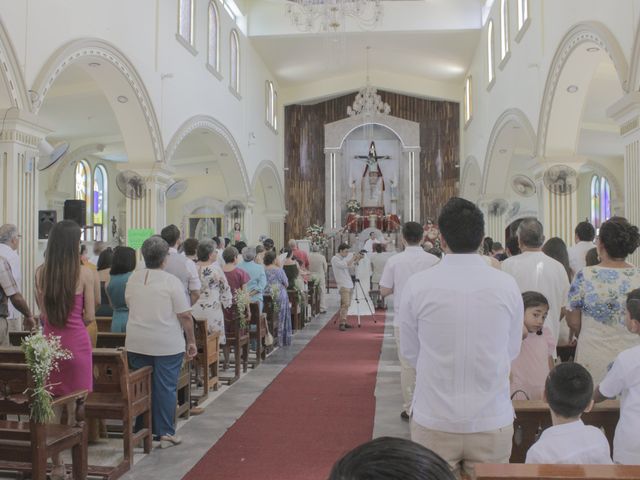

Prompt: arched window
[
  {"left": 590, "top": 174, "right": 611, "bottom": 229},
  {"left": 464, "top": 76, "right": 472, "bottom": 124},
  {"left": 93, "top": 165, "right": 108, "bottom": 241},
  {"left": 265, "top": 80, "right": 277, "bottom": 130},
  {"left": 230, "top": 29, "right": 240, "bottom": 94},
  {"left": 208, "top": 1, "right": 220, "bottom": 72},
  {"left": 75, "top": 160, "right": 90, "bottom": 239},
  {"left": 178, "top": 0, "right": 195, "bottom": 46},
  {"left": 518, "top": 0, "right": 529, "bottom": 31},
  {"left": 487, "top": 20, "right": 495, "bottom": 85},
  {"left": 500, "top": 0, "right": 509, "bottom": 61}
]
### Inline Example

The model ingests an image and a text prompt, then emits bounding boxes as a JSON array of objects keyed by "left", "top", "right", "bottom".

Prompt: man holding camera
[{"left": 331, "top": 243, "right": 362, "bottom": 331}]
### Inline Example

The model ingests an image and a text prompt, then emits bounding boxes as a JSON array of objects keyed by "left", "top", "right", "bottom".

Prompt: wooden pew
[
  {"left": 263, "top": 294, "right": 278, "bottom": 349},
  {"left": 249, "top": 302, "right": 267, "bottom": 367},
  {"left": 8, "top": 330, "right": 29, "bottom": 346},
  {"left": 95, "top": 316, "right": 112, "bottom": 333},
  {"left": 288, "top": 289, "right": 302, "bottom": 331},
  {"left": 192, "top": 319, "right": 220, "bottom": 405},
  {"left": 96, "top": 332, "right": 126, "bottom": 349},
  {"left": 476, "top": 464, "right": 640, "bottom": 479},
  {"left": 221, "top": 307, "right": 249, "bottom": 385},
  {"left": 511, "top": 400, "right": 619, "bottom": 463},
  {"left": 0, "top": 363, "right": 88, "bottom": 480},
  {"left": 86, "top": 349, "right": 152, "bottom": 479}
]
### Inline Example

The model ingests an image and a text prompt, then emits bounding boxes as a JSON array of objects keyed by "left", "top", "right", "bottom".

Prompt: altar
[{"left": 324, "top": 114, "right": 421, "bottom": 233}]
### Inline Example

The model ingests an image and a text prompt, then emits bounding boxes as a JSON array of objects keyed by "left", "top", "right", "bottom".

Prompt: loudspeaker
[
  {"left": 63, "top": 199, "right": 86, "bottom": 227},
  {"left": 38, "top": 210, "right": 57, "bottom": 240}
]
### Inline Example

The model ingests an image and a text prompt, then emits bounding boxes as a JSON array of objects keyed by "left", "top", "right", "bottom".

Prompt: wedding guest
[
  {"left": 308, "top": 244, "right": 328, "bottom": 313},
  {"left": 106, "top": 246, "right": 136, "bottom": 333},
  {"left": 526, "top": 363, "right": 612, "bottom": 464},
  {"left": 125, "top": 236, "right": 196, "bottom": 447},
  {"left": 36, "top": 220, "right": 95, "bottom": 478},
  {"left": 255, "top": 244, "right": 266, "bottom": 265},
  {"left": 161, "top": 224, "right": 201, "bottom": 305},
  {"left": 568, "top": 221, "right": 596, "bottom": 274},
  {"left": 543, "top": 237, "right": 573, "bottom": 282},
  {"left": 222, "top": 246, "right": 250, "bottom": 325},
  {"left": 594, "top": 288, "right": 640, "bottom": 464},
  {"left": 399, "top": 198, "right": 522, "bottom": 477},
  {"left": 585, "top": 247, "right": 599, "bottom": 267},
  {"left": 567, "top": 216, "right": 640, "bottom": 384},
  {"left": 0, "top": 224, "right": 29, "bottom": 333},
  {"left": 289, "top": 238, "right": 310, "bottom": 269},
  {"left": 264, "top": 250, "right": 292, "bottom": 346},
  {"left": 506, "top": 235, "right": 521, "bottom": 257},
  {"left": 238, "top": 246, "right": 267, "bottom": 312},
  {"left": 182, "top": 238, "right": 199, "bottom": 262},
  {"left": 96, "top": 247, "right": 114, "bottom": 317}
]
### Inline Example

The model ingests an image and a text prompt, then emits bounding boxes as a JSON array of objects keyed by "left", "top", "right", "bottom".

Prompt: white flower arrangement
[
  {"left": 346, "top": 199, "right": 361, "bottom": 213},
  {"left": 305, "top": 224, "right": 328, "bottom": 250},
  {"left": 234, "top": 286, "right": 252, "bottom": 329},
  {"left": 21, "top": 328, "right": 73, "bottom": 423},
  {"left": 269, "top": 283, "right": 281, "bottom": 317}
]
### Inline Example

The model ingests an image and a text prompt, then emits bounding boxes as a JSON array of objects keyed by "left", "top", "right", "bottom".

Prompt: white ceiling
[{"left": 249, "top": 0, "right": 482, "bottom": 90}]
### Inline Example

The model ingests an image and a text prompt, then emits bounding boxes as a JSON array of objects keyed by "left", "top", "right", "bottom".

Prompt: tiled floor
[{"left": 0, "top": 293, "right": 408, "bottom": 480}]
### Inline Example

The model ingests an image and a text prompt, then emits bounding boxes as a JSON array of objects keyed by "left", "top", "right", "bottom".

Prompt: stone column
[
  {"left": 266, "top": 211, "right": 286, "bottom": 249},
  {"left": 608, "top": 92, "right": 640, "bottom": 266},
  {"left": 0, "top": 109, "right": 51, "bottom": 309},
  {"left": 120, "top": 164, "right": 173, "bottom": 240},
  {"left": 243, "top": 196, "right": 256, "bottom": 243},
  {"left": 479, "top": 196, "right": 506, "bottom": 244},
  {"left": 324, "top": 148, "right": 341, "bottom": 229}
]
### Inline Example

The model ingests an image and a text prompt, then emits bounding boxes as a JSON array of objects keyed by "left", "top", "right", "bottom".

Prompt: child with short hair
[
  {"left": 510, "top": 291, "right": 555, "bottom": 400},
  {"left": 594, "top": 288, "right": 640, "bottom": 464},
  {"left": 526, "top": 362, "right": 612, "bottom": 464}
]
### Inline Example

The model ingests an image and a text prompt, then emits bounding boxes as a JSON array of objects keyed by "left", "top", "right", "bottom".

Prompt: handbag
[{"left": 264, "top": 315, "right": 274, "bottom": 347}]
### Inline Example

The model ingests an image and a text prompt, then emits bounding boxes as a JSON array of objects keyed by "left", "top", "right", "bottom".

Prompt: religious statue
[
  {"left": 355, "top": 141, "right": 389, "bottom": 208},
  {"left": 350, "top": 180, "right": 357, "bottom": 200}
]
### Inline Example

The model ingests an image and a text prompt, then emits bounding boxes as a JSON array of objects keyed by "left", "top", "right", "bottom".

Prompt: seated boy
[{"left": 526, "top": 362, "right": 612, "bottom": 464}]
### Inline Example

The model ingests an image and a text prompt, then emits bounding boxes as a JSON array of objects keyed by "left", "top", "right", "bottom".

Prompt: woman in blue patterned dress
[
  {"left": 264, "top": 250, "right": 292, "bottom": 346},
  {"left": 567, "top": 217, "right": 640, "bottom": 383}
]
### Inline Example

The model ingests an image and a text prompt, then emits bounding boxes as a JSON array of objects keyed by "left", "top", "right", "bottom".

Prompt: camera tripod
[{"left": 353, "top": 277, "right": 376, "bottom": 327}]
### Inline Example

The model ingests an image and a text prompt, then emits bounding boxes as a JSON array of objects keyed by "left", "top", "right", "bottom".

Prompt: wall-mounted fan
[
  {"left": 511, "top": 174, "right": 536, "bottom": 197},
  {"left": 507, "top": 201, "right": 521, "bottom": 218},
  {"left": 543, "top": 165, "right": 578, "bottom": 196},
  {"left": 166, "top": 179, "right": 188, "bottom": 199},
  {"left": 488, "top": 198, "right": 509, "bottom": 216},
  {"left": 116, "top": 170, "right": 146, "bottom": 199},
  {"left": 37, "top": 140, "right": 69, "bottom": 171}
]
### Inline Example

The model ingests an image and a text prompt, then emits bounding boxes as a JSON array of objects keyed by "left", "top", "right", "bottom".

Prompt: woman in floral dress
[
  {"left": 567, "top": 217, "right": 640, "bottom": 383},
  {"left": 193, "top": 240, "right": 232, "bottom": 344},
  {"left": 264, "top": 250, "right": 292, "bottom": 346}
]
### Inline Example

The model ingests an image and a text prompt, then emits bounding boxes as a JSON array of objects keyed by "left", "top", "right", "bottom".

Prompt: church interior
[{"left": 1, "top": 0, "right": 640, "bottom": 479}]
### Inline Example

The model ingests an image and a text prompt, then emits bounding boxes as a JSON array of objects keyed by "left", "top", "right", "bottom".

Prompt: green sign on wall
[{"left": 127, "top": 228, "right": 154, "bottom": 250}]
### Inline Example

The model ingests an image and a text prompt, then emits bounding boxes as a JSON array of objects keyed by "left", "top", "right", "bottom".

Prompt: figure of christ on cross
[{"left": 355, "top": 141, "right": 390, "bottom": 208}]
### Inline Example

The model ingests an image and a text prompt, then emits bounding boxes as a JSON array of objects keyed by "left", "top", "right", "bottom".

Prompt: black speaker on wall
[
  {"left": 63, "top": 199, "right": 86, "bottom": 227},
  {"left": 38, "top": 210, "right": 57, "bottom": 240}
]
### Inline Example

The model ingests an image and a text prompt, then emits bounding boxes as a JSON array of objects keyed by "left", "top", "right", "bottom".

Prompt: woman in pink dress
[{"left": 36, "top": 220, "right": 96, "bottom": 479}]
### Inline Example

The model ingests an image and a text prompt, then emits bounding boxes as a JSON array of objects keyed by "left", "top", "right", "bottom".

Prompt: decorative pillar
[
  {"left": 608, "top": 92, "right": 640, "bottom": 266},
  {"left": 324, "top": 148, "right": 341, "bottom": 229},
  {"left": 479, "top": 196, "right": 506, "bottom": 244},
  {"left": 121, "top": 164, "right": 173, "bottom": 240},
  {"left": 0, "top": 108, "right": 50, "bottom": 309},
  {"left": 403, "top": 147, "right": 421, "bottom": 222},
  {"left": 244, "top": 196, "right": 256, "bottom": 243},
  {"left": 266, "top": 212, "right": 286, "bottom": 249}
]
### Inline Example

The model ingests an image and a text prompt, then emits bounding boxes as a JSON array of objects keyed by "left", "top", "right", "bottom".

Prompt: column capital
[
  {"left": 607, "top": 92, "right": 640, "bottom": 137},
  {"left": 0, "top": 108, "right": 51, "bottom": 147}
]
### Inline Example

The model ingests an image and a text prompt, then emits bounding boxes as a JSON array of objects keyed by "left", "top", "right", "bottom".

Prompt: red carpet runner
[{"left": 183, "top": 312, "right": 385, "bottom": 480}]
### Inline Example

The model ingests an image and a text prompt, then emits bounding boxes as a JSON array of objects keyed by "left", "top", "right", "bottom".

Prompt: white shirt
[
  {"left": 331, "top": 253, "right": 354, "bottom": 290},
  {"left": 525, "top": 420, "right": 612, "bottom": 464},
  {"left": 125, "top": 269, "right": 192, "bottom": 356},
  {"left": 568, "top": 241, "right": 594, "bottom": 274},
  {"left": 0, "top": 244, "right": 20, "bottom": 319},
  {"left": 399, "top": 254, "right": 523, "bottom": 433},
  {"left": 379, "top": 246, "right": 439, "bottom": 326},
  {"left": 599, "top": 344, "right": 640, "bottom": 464},
  {"left": 363, "top": 238, "right": 378, "bottom": 253},
  {"left": 501, "top": 251, "right": 570, "bottom": 346},
  {"left": 164, "top": 247, "right": 201, "bottom": 303}
]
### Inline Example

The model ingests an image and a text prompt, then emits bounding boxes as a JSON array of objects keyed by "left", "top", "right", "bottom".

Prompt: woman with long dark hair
[
  {"left": 542, "top": 237, "right": 573, "bottom": 282},
  {"left": 106, "top": 246, "right": 136, "bottom": 332},
  {"left": 36, "top": 220, "right": 96, "bottom": 479}
]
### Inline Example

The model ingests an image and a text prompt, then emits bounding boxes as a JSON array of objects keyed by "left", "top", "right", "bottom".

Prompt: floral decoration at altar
[
  {"left": 305, "top": 224, "right": 328, "bottom": 249},
  {"left": 346, "top": 199, "right": 361, "bottom": 213},
  {"left": 423, "top": 219, "right": 442, "bottom": 251}
]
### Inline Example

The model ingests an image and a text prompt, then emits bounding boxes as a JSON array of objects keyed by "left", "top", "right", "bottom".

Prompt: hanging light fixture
[
  {"left": 286, "top": 0, "right": 383, "bottom": 33},
  {"left": 347, "top": 46, "right": 391, "bottom": 117}
]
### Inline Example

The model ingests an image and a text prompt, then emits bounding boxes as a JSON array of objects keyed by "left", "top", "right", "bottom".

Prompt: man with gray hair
[
  {"left": 238, "top": 246, "right": 267, "bottom": 311},
  {"left": 308, "top": 244, "right": 328, "bottom": 313},
  {"left": 501, "top": 217, "right": 570, "bottom": 347},
  {"left": 0, "top": 224, "right": 23, "bottom": 331}
]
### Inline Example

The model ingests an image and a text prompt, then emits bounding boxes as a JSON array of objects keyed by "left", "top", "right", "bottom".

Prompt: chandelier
[
  {"left": 347, "top": 46, "right": 391, "bottom": 117},
  {"left": 286, "top": 0, "right": 383, "bottom": 33}
]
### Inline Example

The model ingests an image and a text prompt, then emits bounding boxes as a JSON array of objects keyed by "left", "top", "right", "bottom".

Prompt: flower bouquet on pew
[{"left": 234, "top": 286, "right": 252, "bottom": 330}]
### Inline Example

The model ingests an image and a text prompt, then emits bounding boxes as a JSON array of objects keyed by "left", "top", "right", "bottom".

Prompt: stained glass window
[
  {"left": 75, "top": 160, "right": 89, "bottom": 202},
  {"left": 93, "top": 165, "right": 107, "bottom": 241},
  {"left": 590, "top": 174, "right": 611, "bottom": 229},
  {"left": 208, "top": 1, "right": 220, "bottom": 71}
]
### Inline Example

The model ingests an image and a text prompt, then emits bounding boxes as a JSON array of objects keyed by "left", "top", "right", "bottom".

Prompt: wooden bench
[
  {"left": 511, "top": 400, "right": 619, "bottom": 463},
  {"left": 476, "top": 463, "right": 640, "bottom": 479},
  {"left": 249, "top": 302, "right": 267, "bottom": 367},
  {"left": 95, "top": 316, "right": 112, "bottom": 333},
  {"left": 86, "top": 349, "right": 152, "bottom": 479},
  {"left": 0, "top": 362, "right": 88, "bottom": 480},
  {"left": 221, "top": 307, "right": 249, "bottom": 385},
  {"left": 263, "top": 294, "right": 278, "bottom": 348},
  {"left": 8, "top": 330, "right": 29, "bottom": 346},
  {"left": 96, "top": 333, "right": 126, "bottom": 349},
  {"left": 192, "top": 319, "right": 220, "bottom": 405},
  {"left": 288, "top": 289, "right": 302, "bottom": 331}
]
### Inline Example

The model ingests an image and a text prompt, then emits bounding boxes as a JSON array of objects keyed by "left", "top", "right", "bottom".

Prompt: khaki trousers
[
  {"left": 410, "top": 420, "right": 513, "bottom": 479},
  {"left": 338, "top": 287, "right": 352, "bottom": 324},
  {"left": 0, "top": 317, "right": 8, "bottom": 346},
  {"left": 394, "top": 326, "right": 416, "bottom": 414}
]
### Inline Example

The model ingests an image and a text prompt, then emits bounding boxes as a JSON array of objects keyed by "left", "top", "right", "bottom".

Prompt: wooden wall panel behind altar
[{"left": 284, "top": 90, "right": 459, "bottom": 240}]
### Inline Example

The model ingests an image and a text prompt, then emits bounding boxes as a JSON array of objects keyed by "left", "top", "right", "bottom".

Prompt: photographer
[{"left": 331, "top": 243, "right": 362, "bottom": 331}]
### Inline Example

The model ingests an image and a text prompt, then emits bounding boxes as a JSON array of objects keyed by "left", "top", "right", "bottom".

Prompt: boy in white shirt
[
  {"left": 526, "top": 362, "right": 612, "bottom": 464},
  {"left": 594, "top": 288, "right": 640, "bottom": 465}
]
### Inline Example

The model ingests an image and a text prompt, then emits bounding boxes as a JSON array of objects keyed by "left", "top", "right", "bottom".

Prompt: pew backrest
[{"left": 476, "top": 463, "right": 640, "bottom": 479}]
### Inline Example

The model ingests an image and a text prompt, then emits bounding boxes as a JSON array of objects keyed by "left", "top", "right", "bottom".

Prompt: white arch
[
  {"left": 250, "top": 159, "right": 285, "bottom": 212},
  {"left": 0, "top": 18, "right": 29, "bottom": 109},
  {"left": 537, "top": 22, "right": 629, "bottom": 157},
  {"left": 165, "top": 114, "right": 251, "bottom": 199},
  {"left": 325, "top": 113, "right": 420, "bottom": 152},
  {"left": 31, "top": 38, "right": 164, "bottom": 164},
  {"left": 627, "top": 20, "right": 640, "bottom": 92},
  {"left": 482, "top": 108, "right": 537, "bottom": 194},
  {"left": 460, "top": 155, "right": 482, "bottom": 202}
]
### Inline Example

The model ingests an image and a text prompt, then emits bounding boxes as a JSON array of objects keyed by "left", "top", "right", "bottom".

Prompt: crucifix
[
  {"left": 354, "top": 141, "right": 389, "bottom": 208},
  {"left": 355, "top": 141, "right": 390, "bottom": 166}
]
